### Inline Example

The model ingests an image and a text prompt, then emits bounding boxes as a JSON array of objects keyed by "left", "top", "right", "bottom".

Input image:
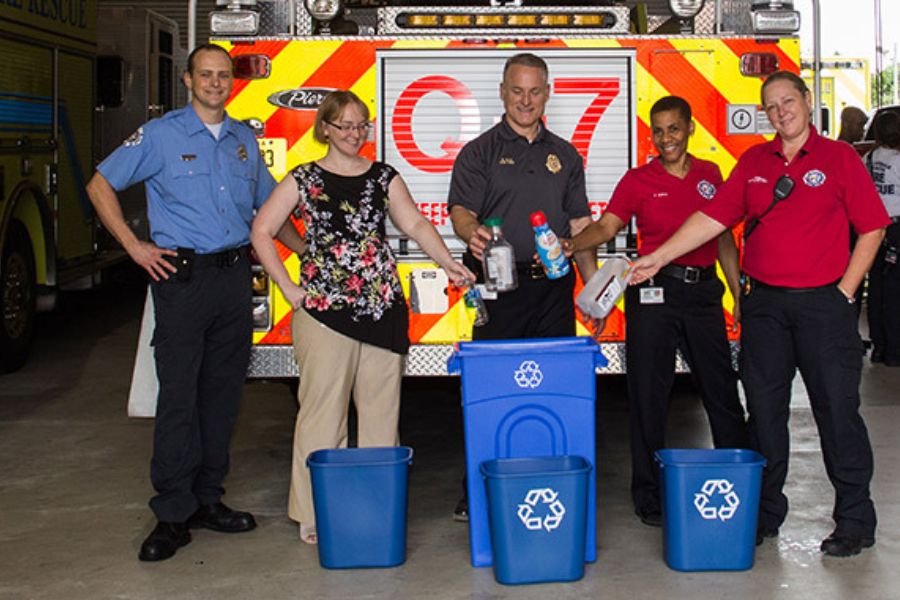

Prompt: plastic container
[
  {"left": 576, "top": 256, "right": 632, "bottom": 319},
  {"left": 656, "top": 448, "right": 766, "bottom": 572},
  {"left": 530, "top": 210, "right": 570, "bottom": 280},
  {"left": 481, "top": 456, "right": 592, "bottom": 585},
  {"left": 464, "top": 286, "right": 489, "bottom": 327},
  {"left": 447, "top": 337, "right": 607, "bottom": 567},
  {"left": 482, "top": 217, "right": 518, "bottom": 292},
  {"left": 307, "top": 446, "right": 413, "bottom": 569}
]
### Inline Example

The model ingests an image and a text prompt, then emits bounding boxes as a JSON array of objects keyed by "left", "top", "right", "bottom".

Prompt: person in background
[
  {"left": 446, "top": 52, "right": 598, "bottom": 521},
  {"left": 630, "top": 71, "right": 887, "bottom": 557},
  {"left": 564, "top": 96, "right": 748, "bottom": 527},
  {"left": 863, "top": 110, "right": 900, "bottom": 365},
  {"left": 250, "top": 90, "right": 473, "bottom": 544},
  {"left": 86, "top": 44, "right": 291, "bottom": 561},
  {"left": 838, "top": 106, "right": 867, "bottom": 144}
]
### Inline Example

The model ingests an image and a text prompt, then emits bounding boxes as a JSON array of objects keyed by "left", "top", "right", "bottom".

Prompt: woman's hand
[
  {"left": 281, "top": 282, "right": 307, "bottom": 311},
  {"left": 443, "top": 261, "right": 476, "bottom": 287}
]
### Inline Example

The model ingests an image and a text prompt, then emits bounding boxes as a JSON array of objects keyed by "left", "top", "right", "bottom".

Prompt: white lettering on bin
[
  {"left": 693, "top": 479, "right": 741, "bottom": 521},
  {"left": 517, "top": 487, "right": 566, "bottom": 532},
  {"left": 513, "top": 360, "right": 543, "bottom": 389}
]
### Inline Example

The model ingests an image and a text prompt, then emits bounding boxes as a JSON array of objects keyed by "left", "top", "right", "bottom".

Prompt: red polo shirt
[
  {"left": 607, "top": 156, "right": 722, "bottom": 266},
  {"left": 703, "top": 126, "right": 890, "bottom": 287}
]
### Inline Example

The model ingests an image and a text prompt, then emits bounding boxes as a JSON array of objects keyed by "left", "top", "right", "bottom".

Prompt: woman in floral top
[{"left": 251, "top": 91, "right": 473, "bottom": 544}]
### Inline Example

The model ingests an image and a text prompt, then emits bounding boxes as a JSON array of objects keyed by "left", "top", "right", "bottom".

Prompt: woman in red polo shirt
[
  {"left": 630, "top": 72, "right": 889, "bottom": 557},
  {"left": 566, "top": 95, "right": 749, "bottom": 528}
]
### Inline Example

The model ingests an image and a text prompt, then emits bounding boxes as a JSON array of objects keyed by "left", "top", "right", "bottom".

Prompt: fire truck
[
  {"left": 0, "top": 0, "right": 184, "bottom": 372},
  {"left": 208, "top": 0, "right": 804, "bottom": 377}
]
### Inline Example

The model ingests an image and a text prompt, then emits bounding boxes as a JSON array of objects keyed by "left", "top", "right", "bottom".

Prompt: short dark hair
[
  {"left": 874, "top": 110, "right": 900, "bottom": 149},
  {"left": 650, "top": 96, "right": 692, "bottom": 124},
  {"left": 502, "top": 53, "right": 549, "bottom": 83},
  {"left": 314, "top": 90, "right": 370, "bottom": 145},
  {"left": 186, "top": 44, "right": 233, "bottom": 75},
  {"left": 760, "top": 70, "right": 808, "bottom": 104}
]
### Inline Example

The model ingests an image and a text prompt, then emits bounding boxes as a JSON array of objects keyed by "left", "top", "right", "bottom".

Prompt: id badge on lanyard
[{"left": 639, "top": 278, "right": 664, "bottom": 305}]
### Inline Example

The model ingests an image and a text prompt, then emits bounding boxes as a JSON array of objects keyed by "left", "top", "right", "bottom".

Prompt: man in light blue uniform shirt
[{"left": 87, "top": 44, "right": 285, "bottom": 562}]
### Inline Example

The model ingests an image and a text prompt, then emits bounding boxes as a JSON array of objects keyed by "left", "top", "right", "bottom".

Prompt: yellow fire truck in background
[{"left": 208, "top": 0, "right": 804, "bottom": 377}]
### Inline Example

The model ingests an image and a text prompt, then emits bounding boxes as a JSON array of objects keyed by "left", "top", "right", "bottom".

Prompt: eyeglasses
[{"left": 325, "top": 121, "right": 372, "bottom": 134}]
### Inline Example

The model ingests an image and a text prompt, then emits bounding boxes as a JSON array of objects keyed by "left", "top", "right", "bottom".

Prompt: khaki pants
[{"left": 288, "top": 307, "right": 403, "bottom": 525}]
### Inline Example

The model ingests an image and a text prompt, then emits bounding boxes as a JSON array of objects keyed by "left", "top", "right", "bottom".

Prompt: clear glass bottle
[
  {"left": 463, "top": 286, "right": 489, "bottom": 327},
  {"left": 481, "top": 217, "right": 518, "bottom": 292}
]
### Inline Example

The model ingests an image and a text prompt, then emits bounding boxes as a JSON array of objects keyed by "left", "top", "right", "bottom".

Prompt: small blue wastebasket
[
  {"left": 447, "top": 337, "right": 606, "bottom": 567},
  {"left": 307, "top": 446, "right": 413, "bottom": 569},
  {"left": 481, "top": 456, "right": 592, "bottom": 585},
  {"left": 656, "top": 448, "right": 766, "bottom": 571}
]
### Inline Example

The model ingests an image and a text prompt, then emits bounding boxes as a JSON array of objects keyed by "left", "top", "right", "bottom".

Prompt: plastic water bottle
[
  {"left": 530, "top": 210, "right": 570, "bottom": 279},
  {"left": 482, "top": 217, "right": 517, "bottom": 292},
  {"left": 463, "top": 286, "right": 489, "bottom": 327}
]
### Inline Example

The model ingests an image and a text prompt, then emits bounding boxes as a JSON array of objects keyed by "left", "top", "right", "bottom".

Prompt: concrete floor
[{"left": 1, "top": 272, "right": 898, "bottom": 600}]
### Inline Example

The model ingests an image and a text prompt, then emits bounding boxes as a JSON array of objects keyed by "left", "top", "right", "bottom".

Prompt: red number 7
[{"left": 553, "top": 78, "right": 621, "bottom": 168}]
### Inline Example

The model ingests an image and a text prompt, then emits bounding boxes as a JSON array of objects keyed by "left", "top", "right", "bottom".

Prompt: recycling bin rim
[
  {"left": 307, "top": 446, "right": 414, "bottom": 469},
  {"left": 479, "top": 455, "right": 593, "bottom": 479},
  {"left": 447, "top": 336, "right": 607, "bottom": 374},
  {"left": 655, "top": 448, "right": 766, "bottom": 468}
]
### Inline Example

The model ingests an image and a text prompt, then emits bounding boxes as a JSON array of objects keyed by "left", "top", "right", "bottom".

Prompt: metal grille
[
  {"left": 716, "top": 0, "right": 754, "bottom": 34},
  {"left": 258, "top": 0, "right": 293, "bottom": 35}
]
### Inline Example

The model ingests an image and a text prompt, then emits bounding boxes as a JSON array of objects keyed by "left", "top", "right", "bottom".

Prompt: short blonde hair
[{"left": 313, "top": 90, "right": 370, "bottom": 144}]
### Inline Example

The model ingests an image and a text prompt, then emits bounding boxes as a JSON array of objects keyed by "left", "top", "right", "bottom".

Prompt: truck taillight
[
  {"left": 233, "top": 55, "right": 270, "bottom": 80},
  {"left": 740, "top": 52, "right": 779, "bottom": 77}
]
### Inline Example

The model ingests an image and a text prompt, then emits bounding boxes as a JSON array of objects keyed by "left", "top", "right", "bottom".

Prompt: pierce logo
[{"left": 267, "top": 88, "right": 335, "bottom": 110}]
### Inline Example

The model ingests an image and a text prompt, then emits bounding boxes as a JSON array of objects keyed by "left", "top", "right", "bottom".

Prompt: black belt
[
  {"left": 747, "top": 277, "right": 839, "bottom": 294},
  {"left": 178, "top": 246, "right": 247, "bottom": 267},
  {"left": 658, "top": 264, "right": 716, "bottom": 283},
  {"left": 515, "top": 262, "right": 548, "bottom": 280}
]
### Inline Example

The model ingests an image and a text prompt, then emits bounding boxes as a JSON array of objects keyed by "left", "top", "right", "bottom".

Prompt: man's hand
[
  {"left": 467, "top": 225, "right": 492, "bottom": 261},
  {"left": 629, "top": 253, "right": 665, "bottom": 285},
  {"left": 126, "top": 240, "right": 177, "bottom": 282}
]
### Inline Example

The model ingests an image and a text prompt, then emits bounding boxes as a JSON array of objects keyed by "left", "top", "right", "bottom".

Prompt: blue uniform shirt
[{"left": 98, "top": 104, "right": 276, "bottom": 254}]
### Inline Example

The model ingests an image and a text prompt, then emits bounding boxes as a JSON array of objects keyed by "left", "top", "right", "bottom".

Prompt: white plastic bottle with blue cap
[{"left": 530, "top": 210, "right": 570, "bottom": 279}]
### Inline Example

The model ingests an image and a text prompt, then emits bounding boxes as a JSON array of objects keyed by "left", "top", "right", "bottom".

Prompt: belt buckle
[{"left": 683, "top": 266, "right": 701, "bottom": 283}]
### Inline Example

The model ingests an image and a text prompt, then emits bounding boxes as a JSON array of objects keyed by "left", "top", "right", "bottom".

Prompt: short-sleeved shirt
[
  {"left": 292, "top": 161, "right": 409, "bottom": 354},
  {"left": 98, "top": 104, "right": 275, "bottom": 253},
  {"left": 703, "top": 126, "right": 890, "bottom": 287},
  {"left": 607, "top": 156, "right": 723, "bottom": 266},
  {"left": 864, "top": 146, "right": 900, "bottom": 217},
  {"left": 448, "top": 118, "right": 590, "bottom": 260}
]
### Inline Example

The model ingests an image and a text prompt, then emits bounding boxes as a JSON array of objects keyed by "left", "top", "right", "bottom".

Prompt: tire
[{"left": 0, "top": 221, "right": 37, "bottom": 373}]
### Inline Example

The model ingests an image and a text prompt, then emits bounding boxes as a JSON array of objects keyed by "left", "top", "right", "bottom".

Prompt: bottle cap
[
  {"left": 529, "top": 211, "right": 547, "bottom": 227},
  {"left": 484, "top": 217, "right": 503, "bottom": 227}
]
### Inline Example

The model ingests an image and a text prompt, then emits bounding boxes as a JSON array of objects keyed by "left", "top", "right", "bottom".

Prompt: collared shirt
[
  {"left": 98, "top": 104, "right": 276, "bottom": 254},
  {"left": 607, "top": 156, "right": 722, "bottom": 267},
  {"left": 703, "top": 126, "right": 890, "bottom": 287},
  {"left": 448, "top": 118, "right": 590, "bottom": 259}
]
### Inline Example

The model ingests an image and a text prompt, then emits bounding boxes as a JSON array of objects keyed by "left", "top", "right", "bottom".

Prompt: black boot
[{"left": 138, "top": 521, "right": 190, "bottom": 562}]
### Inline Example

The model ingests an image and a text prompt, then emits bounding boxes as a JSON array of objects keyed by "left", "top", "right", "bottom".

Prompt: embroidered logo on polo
[
  {"left": 803, "top": 169, "right": 826, "bottom": 187},
  {"left": 499, "top": 157, "right": 515, "bottom": 165},
  {"left": 652, "top": 192, "right": 669, "bottom": 198},
  {"left": 545, "top": 154, "right": 561, "bottom": 174},
  {"left": 748, "top": 176, "right": 768, "bottom": 184},
  {"left": 123, "top": 127, "right": 144, "bottom": 147},
  {"left": 697, "top": 180, "right": 716, "bottom": 200}
]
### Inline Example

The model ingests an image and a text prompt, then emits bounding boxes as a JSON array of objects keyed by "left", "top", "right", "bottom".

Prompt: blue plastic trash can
[
  {"left": 481, "top": 456, "right": 592, "bottom": 585},
  {"left": 307, "top": 446, "right": 413, "bottom": 569},
  {"left": 447, "top": 337, "right": 607, "bottom": 567},
  {"left": 656, "top": 448, "right": 766, "bottom": 571}
]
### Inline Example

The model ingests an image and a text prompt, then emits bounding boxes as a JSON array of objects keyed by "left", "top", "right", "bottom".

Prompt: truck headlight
[
  {"left": 668, "top": 0, "right": 705, "bottom": 19},
  {"left": 305, "top": 0, "right": 342, "bottom": 22},
  {"left": 211, "top": 0, "right": 259, "bottom": 35}
]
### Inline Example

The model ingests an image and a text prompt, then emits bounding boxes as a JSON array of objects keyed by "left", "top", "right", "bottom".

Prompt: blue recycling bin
[
  {"left": 656, "top": 449, "right": 766, "bottom": 571},
  {"left": 307, "top": 446, "right": 413, "bottom": 569},
  {"left": 447, "top": 337, "right": 606, "bottom": 567},
  {"left": 481, "top": 456, "right": 592, "bottom": 585}
]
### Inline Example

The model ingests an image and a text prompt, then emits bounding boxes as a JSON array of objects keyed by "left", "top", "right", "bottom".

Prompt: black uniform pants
[
  {"left": 149, "top": 253, "right": 253, "bottom": 522},
  {"left": 741, "top": 283, "right": 876, "bottom": 538},
  {"left": 625, "top": 275, "right": 749, "bottom": 513},
  {"left": 867, "top": 222, "right": 900, "bottom": 364}
]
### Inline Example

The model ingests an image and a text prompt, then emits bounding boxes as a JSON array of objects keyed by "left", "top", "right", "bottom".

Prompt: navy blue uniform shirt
[{"left": 99, "top": 104, "right": 276, "bottom": 254}]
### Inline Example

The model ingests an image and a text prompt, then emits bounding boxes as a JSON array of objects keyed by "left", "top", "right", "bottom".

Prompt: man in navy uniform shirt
[{"left": 87, "top": 44, "right": 289, "bottom": 561}]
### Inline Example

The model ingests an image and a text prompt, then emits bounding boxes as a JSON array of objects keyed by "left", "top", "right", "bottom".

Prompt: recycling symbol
[
  {"left": 513, "top": 360, "right": 543, "bottom": 389},
  {"left": 693, "top": 479, "right": 740, "bottom": 521},
  {"left": 517, "top": 487, "right": 566, "bottom": 532}
]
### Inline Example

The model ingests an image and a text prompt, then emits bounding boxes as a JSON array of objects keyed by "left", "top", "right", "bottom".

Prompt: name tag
[{"left": 640, "top": 287, "right": 664, "bottom": 305}]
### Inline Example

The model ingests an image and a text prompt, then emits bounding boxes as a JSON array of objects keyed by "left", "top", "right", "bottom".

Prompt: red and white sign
[{"left": 377, "top": 48, "right": 636, "bottom": 253}]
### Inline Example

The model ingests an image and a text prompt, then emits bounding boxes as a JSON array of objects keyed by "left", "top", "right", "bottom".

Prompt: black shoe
[
  {"left": 189, "top": 502, "right": 256, "bottom": 533},
  {"left": 755, "top": 526, "right": 779, "bottom": 546},
  {"left": 635, "top": 506, "right": 663, "bottom": 527},
  {"left": 139, "top": 521, "right": 190, "bottom": 562},
  {"left": 820, "top": 532, "right": 875, "bottom": 557},
  {"left": 453, "top": 497, "right": 469, "bottom": 522}
]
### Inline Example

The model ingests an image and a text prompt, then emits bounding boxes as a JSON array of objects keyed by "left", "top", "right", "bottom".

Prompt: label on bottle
[
  {"left": 535, "top": 229, "right": 570, "bottom": 279},
  {"left": 485, "top": 246, "right": 515, "bottom": 291}
]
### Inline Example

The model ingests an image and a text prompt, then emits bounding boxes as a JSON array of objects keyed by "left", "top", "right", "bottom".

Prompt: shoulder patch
[{"left": 123, "top": 127, "right": 144, "bottom": 147}]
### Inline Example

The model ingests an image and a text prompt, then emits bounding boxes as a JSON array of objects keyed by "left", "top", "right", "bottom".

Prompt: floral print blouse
[{"left": 291, "top": 161, "right": 409, "bottom": 353}]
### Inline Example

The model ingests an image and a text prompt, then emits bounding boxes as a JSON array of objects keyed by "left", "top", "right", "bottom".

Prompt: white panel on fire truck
[{"left": 376, "top": 48, "right": 636, "bottom": 257}]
